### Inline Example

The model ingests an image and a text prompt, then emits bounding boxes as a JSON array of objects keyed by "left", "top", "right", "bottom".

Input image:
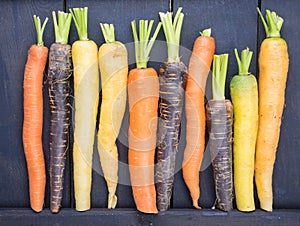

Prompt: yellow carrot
[
  {"left": 256, "top": 8, "right": 289, "bottom": 212},
  {"left": 70, "top": 7, "right": 99, "bottom": 211},
  {"left": 230, "top": 48, "right": 258, "bottom": 212},
  {"left": 98, "top": 23, "right": 128, "bottom": 209}
]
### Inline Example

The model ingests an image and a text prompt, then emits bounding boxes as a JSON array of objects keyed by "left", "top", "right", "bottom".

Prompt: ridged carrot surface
[{"left": 23, "top": 15, "right": 48, "bottom": 212}]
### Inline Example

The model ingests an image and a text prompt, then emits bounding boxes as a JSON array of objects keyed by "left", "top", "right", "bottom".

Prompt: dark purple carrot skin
[
  {"left": 155, "top": 62, "right": 187, "bottom": 211},
  {"left": 48, "top": 43, "right": 72, "bottom": 213},
  {"left": 206, "top": 99, "right": 233, "bottom": 212}
]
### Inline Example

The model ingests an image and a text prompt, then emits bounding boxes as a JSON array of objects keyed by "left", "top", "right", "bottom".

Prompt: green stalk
[
  {"left": 69, "top": 7, "right": 88, "bottom": 41},
  {"left": 100, "top": 23, "right": 115, "bottom": 44},
  {"left": 234, "top": 48, "right": 253, "bottom": 76},
  {"left": 131, "top": 19, "right": 162, "bottom": 68},
  {"left": 200, "top": 28, "right": 211, "bottom": 37},
  {"left": 52, "top": 11, "right": 72, "bottom": 44},
  {"left": 159, "top": 7, "right": 184, "bottom": 62},
  {"left": 33, "top": 15, "right": 48, "bottom": 46},
  {"left": 257, "top": 7, "right": 284, "bottom": 38},
  {"left": 212, "top": 54, "right": 229, "bottom": 100}
]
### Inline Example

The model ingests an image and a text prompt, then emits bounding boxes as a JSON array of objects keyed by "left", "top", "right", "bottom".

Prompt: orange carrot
[
  {"left": 182, "top": 28, "right": 215, "bottom": 209},
  {"left": 22, "top": 15, "right": 48, "bottom": 212},
  {"left": 128, "top": 20, "right": 161, "bottom": 214},
  {"left": 255, "top": 8, "right": 289, "bottom": 212},
  {"left": 128, "top": 68, "right": 159, "bottom": 214}
]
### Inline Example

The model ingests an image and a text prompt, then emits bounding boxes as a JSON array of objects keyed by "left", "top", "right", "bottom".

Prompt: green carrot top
[
  {"left": 33, "top": 15, "right": 48, "bottom": 46},
  {"left": 200, "top": 28, "right": 211, "bottom": 37},
  {"left": 52, "top": 11, "right": 72, "bottom": 45},
  {"left": 70, "top": 7, "right": 88, "bottom": 41},
  {"left": 257, "top": 8, "right": 284, "bottom": 38},
  {"left": 234, "top": 48, "right": 253, "bottom": 76},
  {"left": 100, "top": 23, "right": 115, "bottom": 43},
  {"left": 131, "top": 20, "right": 162, "bottom": 69},
  {"left": 212, "top": 54, "right": 229, "bottom": 100},
  {"left": 159, "top": 7, "right": 184, "bottom": 62}
]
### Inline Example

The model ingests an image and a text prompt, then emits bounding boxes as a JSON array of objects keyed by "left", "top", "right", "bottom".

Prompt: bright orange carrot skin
[
  {"left": 23, "top": 44, "right": 48, "bottom": 212},
  {"left": 182, "top": 36, "right": 215, "bottom": 208},
  {"left": 255, "top": 38, "right": 289, "bottom": 212},
  {"left": 128, "top": 68, "right": 159, "bottom": 214}
]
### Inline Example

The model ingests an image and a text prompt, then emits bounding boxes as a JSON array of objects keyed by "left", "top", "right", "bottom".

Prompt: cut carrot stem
[
  {"left": 255, "top": 8, "right": 289, "bottom": 212},
  {"left": 182, "top": 28, "right": 215, "bottom": 209},
  {"left": 23, "top": 15, "right": 48, "bottom": 212},
  {"left": 158, "top": 7, "right": 184, "bottom": 62},
  {"left": 33, "top": 15, "right": 48, "bottom": 46}
]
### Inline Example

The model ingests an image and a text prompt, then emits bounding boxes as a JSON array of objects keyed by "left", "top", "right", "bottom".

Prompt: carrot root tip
[
  {"left": 137, "top": 207, "right": 159, "bottom": 214},
  {"left": 108, "top": 194, "right": 117, "bottom": 209},
  {"left": 31, "top": 207, "right": 43, "bottom": 213},
  {"left": 51, "top": 208, "right": 60, "bottom": 214},
  {"left": 193, "top": 200, "right": 201, "bottom": 209}
]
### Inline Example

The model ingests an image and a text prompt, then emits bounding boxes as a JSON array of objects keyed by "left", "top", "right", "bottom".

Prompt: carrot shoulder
[
  {"left": 255, "top": 8, "right": 289, "bottom": 212},
  {"left": 23, "top": 15, "right": 48, "bottom": 212},
  {"left": 182, "top": 28, "right": 215, "bottom": 209}
]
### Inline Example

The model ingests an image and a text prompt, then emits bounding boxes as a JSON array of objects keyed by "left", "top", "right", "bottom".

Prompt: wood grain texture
[
  {"left": 0, "top": 0, "right": 70, "bottom": 208},
  {"left": 172, "top": 0, "right": 258, "bottom": 209},
  {"left": 0, "top": 209, "right": 300, "bottom": 226},
  {"left": 260, "top": 0, "right": 300, "bottom": 209},
  {"left": 66, "top": 0, "right": 169, "bottom": 208}
]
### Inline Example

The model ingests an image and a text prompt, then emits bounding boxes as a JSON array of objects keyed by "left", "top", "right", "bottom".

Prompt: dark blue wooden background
[{"left": 0, "top": 0, "right": 299, "bottom": 224}]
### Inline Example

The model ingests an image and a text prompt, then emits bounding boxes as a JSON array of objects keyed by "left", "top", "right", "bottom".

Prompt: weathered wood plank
[
  {"left": 1, "top": 209, "right": 300, "bottom": 226},
  {"left": 0, "top": 0, "right": 69, "bottom": 208}
]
